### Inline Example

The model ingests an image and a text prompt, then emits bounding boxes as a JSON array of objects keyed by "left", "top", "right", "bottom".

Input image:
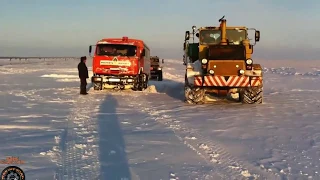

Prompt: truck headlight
[
  {"left": 209, "top": 69, "right": 214, "bottom": 74},
  {"left": 239, "top": 69, "right": 245, "bottom": 74},
  {"left": 201, "top": 59, "right": 208, "bottom": 64},
  {"left": 157, "top": 67, "right": 162, "bottom": 70},
  {"left": 246, "top": 59, "right": 253, "bottom": 65}
]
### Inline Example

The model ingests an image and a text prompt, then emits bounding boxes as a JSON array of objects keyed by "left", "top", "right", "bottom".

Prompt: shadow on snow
[
  {"left": 149, "top": 78, "right": 241, "bottom": 105},
  {"left": 148, "top": 78, "right": 185, "bottom": 102},
  {"left": 97, "top": 94, "right": 131, "bottom": 179}
]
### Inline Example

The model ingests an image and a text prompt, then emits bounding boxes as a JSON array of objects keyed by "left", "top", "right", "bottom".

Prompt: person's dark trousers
[{"left": 80, "top": 78, "right": 87, "bottom": 94}]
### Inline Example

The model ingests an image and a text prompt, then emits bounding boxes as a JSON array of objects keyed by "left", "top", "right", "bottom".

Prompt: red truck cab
[{"left": 89, "top": 36, "right": 150, "bottom": 91}]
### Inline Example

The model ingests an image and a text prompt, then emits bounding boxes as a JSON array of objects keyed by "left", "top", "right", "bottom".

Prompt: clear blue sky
[{"left": 1, "top": 0, "right": 320, "bottom": 60}]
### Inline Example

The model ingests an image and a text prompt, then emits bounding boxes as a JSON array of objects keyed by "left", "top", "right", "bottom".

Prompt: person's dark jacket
[{"left": 78, "top": 62, "right": 88, "bottom": 79}]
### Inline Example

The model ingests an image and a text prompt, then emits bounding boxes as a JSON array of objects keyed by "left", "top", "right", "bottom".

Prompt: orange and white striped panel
[
  {"left": 250, "top": 77, "right": 262, "bottom": 86},
  {"left": 194, "top": 76, "right": 262, "bottom": 87},
  {"left": 194, "top": 76, "right": 203, "bottom": 86},
  {"left": 226, "top": 76, "right": 250, "bottom": 87},
  {"left": 204, "top": 76, "right": 226, "bottom": 86}
]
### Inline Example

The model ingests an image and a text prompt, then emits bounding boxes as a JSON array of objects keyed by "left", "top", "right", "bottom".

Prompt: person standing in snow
[{"left": 78, "top": 56, "right": 89, "bottom": 95}]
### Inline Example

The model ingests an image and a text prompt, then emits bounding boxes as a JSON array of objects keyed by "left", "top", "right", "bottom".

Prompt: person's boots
[{"left": 80, "top": 89, "right": 88, "bottom": 95}]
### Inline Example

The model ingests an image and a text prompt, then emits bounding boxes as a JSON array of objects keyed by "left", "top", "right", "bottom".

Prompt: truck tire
[
  {"left": 93, "top": 82, "right": 102, "bottom": 90},
  {"left": 158, "top": 71, "right": 163, "bottom": 81},
  {"left": 240, "top": 86, "right": 263, "bottom": 104},
  {"left": 143, "top": 74, "right": 149, "bottom": 89},
  {"left": 133, "top": 73, "right": 148, "bottom": 91}
]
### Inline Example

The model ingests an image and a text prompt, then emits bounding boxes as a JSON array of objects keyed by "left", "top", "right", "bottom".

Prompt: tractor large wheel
[
  {"left": 185, "top": 86, "right": 205, "bottom": 104},
  {"left": 240, "top": 86, "right": 263, "bottom": 104}
]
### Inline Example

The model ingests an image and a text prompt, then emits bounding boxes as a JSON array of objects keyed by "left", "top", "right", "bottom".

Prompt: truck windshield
[
  {"left": 200, "top": 29, "right": 246, "bottom": 45},
  {"left": 96, "top": 44, "right": 137, "bottom": 56}
]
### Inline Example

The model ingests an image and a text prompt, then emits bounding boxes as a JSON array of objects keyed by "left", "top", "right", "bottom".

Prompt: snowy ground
[{"left": 0, "top": 57, "right": 319, "bottom": 180}]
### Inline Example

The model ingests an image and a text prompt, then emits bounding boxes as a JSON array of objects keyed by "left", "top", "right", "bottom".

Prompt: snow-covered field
[{"left": 0, "top": 57, "right": 319, "bottom": 180}]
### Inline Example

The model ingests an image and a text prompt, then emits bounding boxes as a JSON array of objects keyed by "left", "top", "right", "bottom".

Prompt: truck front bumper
[{"left": 193, "top": 75, "right": 262, "bottom": 87}]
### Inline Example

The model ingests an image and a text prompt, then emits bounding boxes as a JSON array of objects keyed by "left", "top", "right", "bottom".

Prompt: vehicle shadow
[
  {"left": 149, "top": 79, "right": 241, "bottom": 104},
  {"left": 149, "top": 79, "right": 185, "bottom": 102},
  {"left": 97, "top": 94, "right": 131, "bottom": 179}
]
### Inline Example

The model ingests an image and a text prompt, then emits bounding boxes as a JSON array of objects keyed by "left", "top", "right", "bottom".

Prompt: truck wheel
[
  {"left": 143, "top": 74, "right": 149, "bottom": 89},
  {"left": 134, "top": 73, "right": 148, "bottom": 91},
  {"left": 240, "top": 86, "right": 263, "bottom": 104},
  {"left": 93, "top": 82, "right": 102, "bottom": 90},
  {"left": 185, "top": 86, "right": 205, "bottom": 104},
  {"left": 158, "top": 71, "right": 163, "bottom": 81}
]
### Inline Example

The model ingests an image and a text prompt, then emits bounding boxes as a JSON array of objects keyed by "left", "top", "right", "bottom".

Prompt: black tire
[
  {"left": 240, "top": 86, "right": 263, "bottom": 104},
  {"left": 158, "top": 71, "right": 163, "bottom": 81},
  {"left": 184, "top": 86, "right": 205, "bottom": 104},
  {"left": 133, "top": 73, "right": 148, "bottom": 91},
  {"left": 144, "top": 74, "right": 149, "bottom": 89},
  {"left": 93, "top": 82, "right": 102, "bottom": 90}
]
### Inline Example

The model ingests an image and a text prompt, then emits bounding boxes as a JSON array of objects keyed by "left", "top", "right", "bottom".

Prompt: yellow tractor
[
  {"left": 150, "top": 56, "right": 164, "bottom": 81},
  {"left": 183, "top": 16, "right": 263, "bottom": 104}
]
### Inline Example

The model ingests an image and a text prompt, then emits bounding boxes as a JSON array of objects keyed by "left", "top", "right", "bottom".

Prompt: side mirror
[
  {"left": 162, "top": 59, "right": 164, "bottom": 63},
  {"left": 196, "top": 33, "right": 199, "bottom": 38},
  {"left": 89, "top": 45, "right": 92, "bottom": 53},
  {"left": 141, "top": 49, "right": 145, "bottom": 57},
  {"left": 185, "top": 31, "right": 190, "bottom": 40},
  {"left": 255, "top": 30, "right": 260, "bottom": 42}
]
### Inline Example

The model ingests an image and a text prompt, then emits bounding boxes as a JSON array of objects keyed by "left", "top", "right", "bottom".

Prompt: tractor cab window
[
  {"left": 96, "top": 44, "right": 137, "bottom": 56},
  {"left": 200, "top": 30, "right": 221, "bottom": 44},
  {"left": 199, "top": 29, "right": 246, "bottom": 45},
  {"left": 226, "top": 29, "right": 246, "bottom": 45}
]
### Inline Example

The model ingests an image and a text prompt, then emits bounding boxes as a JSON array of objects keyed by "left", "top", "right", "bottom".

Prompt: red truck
[{"left": 89, "top": 36, "right": 150, "bottom": 91}]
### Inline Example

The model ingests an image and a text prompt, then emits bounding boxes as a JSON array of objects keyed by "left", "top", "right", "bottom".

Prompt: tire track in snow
[
  {"left": 129, "top": 98, "right": 281, "bottom": 180},
  {"left": 53, "top": 95, "right": 102, "bottom": 180}
]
